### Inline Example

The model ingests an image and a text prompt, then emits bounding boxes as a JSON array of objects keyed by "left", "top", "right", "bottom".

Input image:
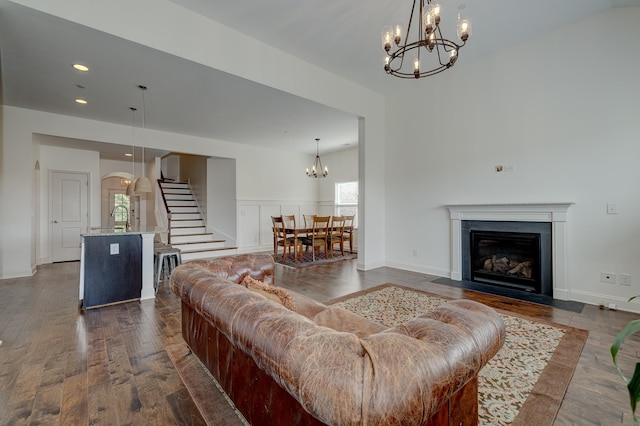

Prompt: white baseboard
[
  {"left": 384, "top": 260, "right": 450, "bottom": 278},
  {"left": 570, "top": 289, "right": 640, "bottom": 314}
]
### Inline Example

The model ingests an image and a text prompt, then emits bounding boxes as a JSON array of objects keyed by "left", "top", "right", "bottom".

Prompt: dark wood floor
[{"left": 1, "top": 258, "right": 638, "bottom": 425}]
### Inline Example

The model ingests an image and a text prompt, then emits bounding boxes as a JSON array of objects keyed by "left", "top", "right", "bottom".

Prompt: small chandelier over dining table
[
  {"left": 382, "top": 1, "right": 471, "bottom": 79},
  {"left": 306, "top": 138, "right": 328, "bottom": 178}
]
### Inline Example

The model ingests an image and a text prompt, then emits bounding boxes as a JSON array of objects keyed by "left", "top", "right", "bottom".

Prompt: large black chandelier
[
  {"left": 306, "top": 138, "right": 328, "bottom": 178},
  {"left": 382, "top": 1, "right": 471, "bottom": 79}
]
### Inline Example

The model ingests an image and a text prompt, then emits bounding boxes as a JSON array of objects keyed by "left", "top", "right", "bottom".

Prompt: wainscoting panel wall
[
  {"left": 237, "top": 200, "right": 319, "bottom": 252},
  {"left": 238, "top": 204, "right": 261, "bottom": 248}
]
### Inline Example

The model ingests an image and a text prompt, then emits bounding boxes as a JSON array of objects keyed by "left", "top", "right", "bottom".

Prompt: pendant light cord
[
  {"left": 139, "top": 85, "right": 147, "bottom": 176},
  {"left": 130, "top": 107, "right": 136, "bottom": 177}
]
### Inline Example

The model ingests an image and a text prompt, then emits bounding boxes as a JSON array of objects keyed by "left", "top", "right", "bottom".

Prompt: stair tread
[
  {"left": 170, "top": 225, "right": 207, "bottom": 229},
  {"left": 180, "top": 247, "right": 238, "bottom": 254},
  {"left": 172, "top": 240, "right": 226, "bottom": 245}
]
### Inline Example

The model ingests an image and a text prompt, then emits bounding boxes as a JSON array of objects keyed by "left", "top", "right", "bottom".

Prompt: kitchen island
[{"left": 79, "top": 226, "right": 158, "bottom": 309}]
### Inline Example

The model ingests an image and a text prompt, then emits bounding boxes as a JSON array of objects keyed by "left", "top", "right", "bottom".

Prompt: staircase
[{"left": 159, "top": 180, "right": 237, "bottom": 261}]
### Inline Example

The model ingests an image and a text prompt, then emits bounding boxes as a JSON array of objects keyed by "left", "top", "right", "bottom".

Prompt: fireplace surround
[{"left": 447, "top": 203, "right": 573, "bottom": 300}]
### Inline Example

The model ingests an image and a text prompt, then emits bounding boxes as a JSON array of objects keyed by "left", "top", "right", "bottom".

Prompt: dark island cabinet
[{"left": 82, "top": 234, "right": 142, "bottom": 309}]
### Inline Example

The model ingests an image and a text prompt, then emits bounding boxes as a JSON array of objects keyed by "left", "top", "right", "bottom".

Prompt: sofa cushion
[
  {"left": 242, "top": 276, "right": 297, "bottom": 311},
  {"left": 312, "top": 306, "right": 386, "bottom": 338},
  {"left": 287, "top": 289, "right": 329, "bottom": 319}
]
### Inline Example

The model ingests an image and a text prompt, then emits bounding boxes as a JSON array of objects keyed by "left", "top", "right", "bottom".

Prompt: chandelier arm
[
  {"left": 404, "top": 0, "right": 419, "bottom": 49},
  {"left": 439, "top": 39, "right": 463, "bottom": 66}
]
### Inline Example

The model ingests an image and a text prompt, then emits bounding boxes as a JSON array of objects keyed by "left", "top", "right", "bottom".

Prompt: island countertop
[{"left": 84, "top": 226, "right": 163, "bottom": 236}]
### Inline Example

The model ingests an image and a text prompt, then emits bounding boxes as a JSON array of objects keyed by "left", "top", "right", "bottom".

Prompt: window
[{"left": 335, "top": 181, "right": 358, "bottom": 227}]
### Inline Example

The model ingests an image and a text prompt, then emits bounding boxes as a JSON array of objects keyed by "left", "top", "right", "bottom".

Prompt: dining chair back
[
  {"left": 343, "top": 215, "right": 355, "bottom": 254},
  {"left": 282, "top": 215, "right": 296, "bottom": 234},
  {"left": 298, "top": 216, "right": 330, "bottom": 261},
  {"left": 303, "top": 214, "right": 316, "bottom": 228},
  {"left": 272, "top": 215, "right": 296, "bottom": 262},
  {"left": 329, "top": 216, "right": 346, "bottom": 257}
]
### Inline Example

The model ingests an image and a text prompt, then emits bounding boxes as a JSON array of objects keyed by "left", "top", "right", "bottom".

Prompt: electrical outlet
[
  {"left": 412, "top": 249, "right": 418, "bottom": 257},
  {"left": 601, "top": 272, "right": 616, "bottom": 284},
  {"left": 619, "top": 273, "right": 631, "bottom": 286}
]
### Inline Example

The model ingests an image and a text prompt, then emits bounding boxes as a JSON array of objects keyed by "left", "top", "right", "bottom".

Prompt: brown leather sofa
[{"left": 171, "top": 254, "right": 505, "bottom": 425}]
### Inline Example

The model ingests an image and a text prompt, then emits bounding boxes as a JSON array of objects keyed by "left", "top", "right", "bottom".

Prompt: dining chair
[
  {"left": 298, "top": 216, "right": 330, "bottom": 261},
  {"left": 343, "top": 215, "right": 355, "bottom": 254},
  {"left": 303, "top": 214, "right": 316, "bottom": 228},
  {"left": 300, "top": 214, "right": 316, "bottom": 253},
  {"left": 329, "top": 216, "right": 346, "bottom": 257},
  {"left": 272, "top": 215, "right": 296, "bottom": 262},
  {"left": 282, "top": 214, "right": 297, "bottom": 250}
]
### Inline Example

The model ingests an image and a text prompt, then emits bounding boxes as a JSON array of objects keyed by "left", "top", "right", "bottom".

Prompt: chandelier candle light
[
  {"left": 306, "top": 138, "right": 328, "bottom": 178},
  {"left": 382, "top": 1, "right": 471, "bottom": 78}
]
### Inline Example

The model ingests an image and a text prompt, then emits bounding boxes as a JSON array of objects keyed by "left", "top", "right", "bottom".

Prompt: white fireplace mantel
[{"left": 446, "top": 203, "right": 574, "bottom": 300}]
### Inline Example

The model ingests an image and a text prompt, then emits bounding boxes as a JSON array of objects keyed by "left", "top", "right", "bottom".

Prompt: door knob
[{"left": 52, "top": 220, "right": 59, "bottom": 223}]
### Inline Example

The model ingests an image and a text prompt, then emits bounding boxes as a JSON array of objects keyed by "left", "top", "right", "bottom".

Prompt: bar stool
[{"left": 154, "top": 246, "right": 182, "bottom": 294}]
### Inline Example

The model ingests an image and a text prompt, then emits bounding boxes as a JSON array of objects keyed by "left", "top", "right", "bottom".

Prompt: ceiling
[{"left": 1, "top": 0, "right": 638, "bottom": 159}]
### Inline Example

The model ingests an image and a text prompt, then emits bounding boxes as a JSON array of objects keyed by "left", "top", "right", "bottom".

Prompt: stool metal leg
[
  {"left": 154, "top": 251, "right": 182, "bottom": 295},
  {"left": 155, "top": 253, "right": 163, "bottom": 294}
]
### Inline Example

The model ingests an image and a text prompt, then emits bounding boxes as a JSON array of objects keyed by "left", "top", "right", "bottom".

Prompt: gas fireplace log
[
  {"left": 482, "top": 256, "right": 534, "bottom": 279},
  {"left": 508, "top": 261, "right": 533, "bottom": 278},
  {"left": 492, "top": 255, "right": 511, "bottom": 273}
]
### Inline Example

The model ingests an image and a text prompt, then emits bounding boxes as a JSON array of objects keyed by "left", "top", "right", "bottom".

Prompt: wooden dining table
[
  {"left": 281, "top": 220, "right": 352, "bottom": 261},
  {"left": 282, "top": 226, "right": 312, "bottom": 261}
]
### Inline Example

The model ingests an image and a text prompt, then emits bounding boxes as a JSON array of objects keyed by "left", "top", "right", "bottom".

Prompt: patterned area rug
[
  {"left": 273, "top": 250, "right": 357, "bottom": 268},
  {"left": 330, "top": 284, "right": 589, "bottom": 426}
]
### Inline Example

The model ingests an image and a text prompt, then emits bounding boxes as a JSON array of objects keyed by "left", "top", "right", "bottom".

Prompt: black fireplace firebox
[
  {"left": 462, "top": 221, "right": 553, "bottom": 297},
  {"left": 471, "top": 231, "right": 540, "bottom": 293}
]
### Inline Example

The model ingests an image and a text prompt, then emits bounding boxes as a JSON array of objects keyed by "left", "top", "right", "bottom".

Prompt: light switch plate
[{"left": 110, "top": 243, "right": 119, "bottom": 255}]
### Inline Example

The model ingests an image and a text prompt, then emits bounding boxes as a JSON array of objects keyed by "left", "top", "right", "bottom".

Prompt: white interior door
[{"left": 51, "top": 171, "right": 89, "bottom": 262}]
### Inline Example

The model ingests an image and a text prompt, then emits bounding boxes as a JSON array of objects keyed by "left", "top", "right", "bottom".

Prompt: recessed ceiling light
[
  {"left": 74, "top": 98, "right": 87, "bottom": 105},
  {"left": 73, "top": 64, "right": 89, "bottom": 72}
]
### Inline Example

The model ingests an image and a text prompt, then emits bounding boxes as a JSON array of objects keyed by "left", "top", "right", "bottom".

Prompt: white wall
[
  {"left": 0, "top": 105, "right": 327, "bottom": 277},
  {"left": 180, "top": 154, "right": 208, "bottom": 218},
  {"left": 35, "top": 144, "right": 101, "bottom": 265},
  {"left": 317, "top": 147, "right": 359, "bottom": 214},
  {"left": 11, "top": 0, "right": 387, "bottom": 271},
  {"left": 207, "top": 157, "right": 237, "bottom": 243},
  {"left": 385, "top": 8, "right": 640, "bottom": 311}
]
